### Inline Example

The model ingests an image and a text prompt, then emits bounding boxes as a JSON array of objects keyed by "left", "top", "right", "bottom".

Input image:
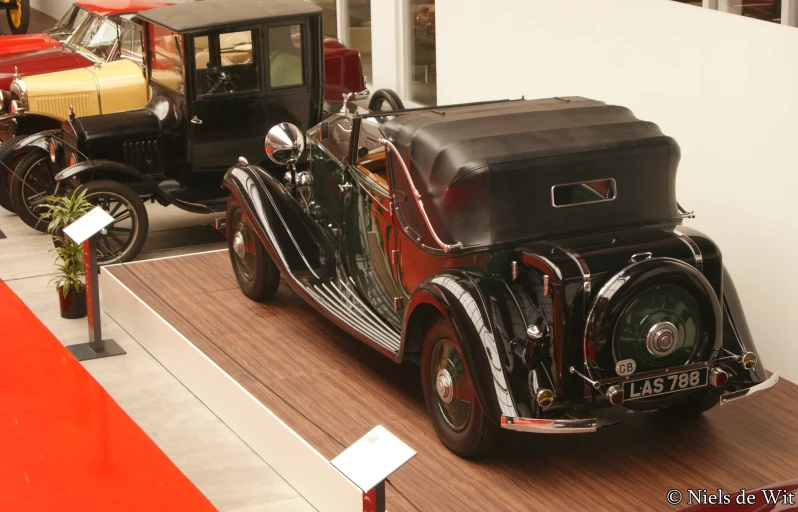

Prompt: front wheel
[
  {"left": 82, "top": 180, "right": 148, "bottom": 264},
  {"left": 226, "top": 196, "right": 280, "bottom": 301},
  {"left": 10, "top": 146, "right": 57, "bottom": 231},
  {"left": 5, "top": 0, "right": 29, "bottom": 34},
  {"left": 0, "top": 135, "right": 31, "bottom": 213},
  {"left": 421, "top": 318, "right": 500, "bottom": 457}
]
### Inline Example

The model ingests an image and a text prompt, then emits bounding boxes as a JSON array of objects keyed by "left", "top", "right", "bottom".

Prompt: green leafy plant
[
  {"left": 36, "top": 188, "right": 93, "bottom": 298},
  {"left": 49, "top": 238, "right": 85, "bottom": 298}
]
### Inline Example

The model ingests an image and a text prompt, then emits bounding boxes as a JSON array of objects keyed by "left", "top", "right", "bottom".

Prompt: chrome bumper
[
  {"left": 501, "top": 416, "right": 597, "bottom": 434},
  {"left": 720, "top": 372, "right": 779, "bottom": 406}
]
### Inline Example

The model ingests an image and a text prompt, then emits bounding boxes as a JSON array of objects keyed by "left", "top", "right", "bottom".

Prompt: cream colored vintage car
[{"left": 9, "top": 58, "right": 147, "bottom": 121}]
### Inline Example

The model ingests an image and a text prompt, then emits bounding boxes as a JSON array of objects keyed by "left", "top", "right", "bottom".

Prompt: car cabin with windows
[{"left": 137, "top": 0, "right": 324, "bottom": 174}]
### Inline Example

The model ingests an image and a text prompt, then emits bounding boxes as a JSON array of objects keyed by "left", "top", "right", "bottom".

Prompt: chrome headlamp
[{"left": 9, "top": 78, "right": 27, "bottom": 110}]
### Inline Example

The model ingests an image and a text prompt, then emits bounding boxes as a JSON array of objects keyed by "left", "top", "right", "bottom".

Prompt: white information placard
[
  {"left": 63, "top": 206, "right": 115, "bottom": 245},
  {"left": 331, "top": 425, "right": 416, "bottom": 492}
]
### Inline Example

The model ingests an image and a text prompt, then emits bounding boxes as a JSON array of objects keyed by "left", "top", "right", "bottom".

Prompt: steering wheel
[{"left": 204, "top": 67, "right": 237, "bottom": 94}]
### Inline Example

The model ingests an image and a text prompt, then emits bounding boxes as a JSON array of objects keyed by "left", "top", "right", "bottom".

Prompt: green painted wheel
[{"left": 614, "top": 285, "right": 702, "bottom": 372}]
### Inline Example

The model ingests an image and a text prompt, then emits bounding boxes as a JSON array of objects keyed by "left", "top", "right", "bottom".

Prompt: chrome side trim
[
  {"left": 378, "top": 137, "right": 463, "bottom": 253},
  {"left": 671, "top": 228, "right": 703, "bottom": 272},
  {"left": 720, "top": 373, "right": 779, "bottom": 406},
  {"left": 501, "top": 416, "right": 597, "bottom": 433},
  {"left": 86, "top": 67, "right": 102, "bottom": 115}
]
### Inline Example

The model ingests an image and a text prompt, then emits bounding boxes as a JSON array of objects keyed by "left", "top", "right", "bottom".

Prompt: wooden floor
[{"left": 108, "top": 251, "right": 798, "bottom": 511}]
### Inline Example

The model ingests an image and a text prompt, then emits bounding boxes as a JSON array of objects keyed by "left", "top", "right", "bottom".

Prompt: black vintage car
[
  {"left": 223, "top": 97, "right": 778, "bottom": 457},
  {"left": 7, "top": 0, "right": 329, "bottom": 262}
]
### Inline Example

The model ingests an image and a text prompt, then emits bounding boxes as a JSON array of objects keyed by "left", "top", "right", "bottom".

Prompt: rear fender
[
  {"left": 402, "top": 270, "right": 520, "bottom": 423},
  {"left": 722, "top": 265, "right": 768, "bottom": 383}
]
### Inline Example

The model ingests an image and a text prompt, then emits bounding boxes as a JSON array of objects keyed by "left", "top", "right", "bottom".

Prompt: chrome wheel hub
[
  {"left": 436, "top": 369, "right": 453, "bottom": 404},
  {"left": 233, "top": 232, "right": 246, "bottom": 259},
  {"left": 646, "top": 321, "right": 679, "bottom": 357}
]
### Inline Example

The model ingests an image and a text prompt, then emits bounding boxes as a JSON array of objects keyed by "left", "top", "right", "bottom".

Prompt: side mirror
[{"left": 265, "top": 122, "right": 305, "bottom": 167}]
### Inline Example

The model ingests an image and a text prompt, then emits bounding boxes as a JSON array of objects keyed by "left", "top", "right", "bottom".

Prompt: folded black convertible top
[{"left": 381, "top": 97, "right": 681, "bottom": 248}]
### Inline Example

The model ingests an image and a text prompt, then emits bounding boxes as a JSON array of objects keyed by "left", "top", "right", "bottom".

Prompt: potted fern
[{"left": 38, "top": 188, "right": 93, "bottom": 319}]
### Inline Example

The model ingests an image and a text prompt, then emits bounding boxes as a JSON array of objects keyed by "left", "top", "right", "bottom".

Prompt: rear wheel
[
  {"left": 10, "top": 147, "right": 56, "bottom": 231},
  {"left": 226, "top": 196, "right": 280, "bottom": 301},
  {"left": 421, "top": 318, "right": 500, "bottom": 457},
  {"left": 82, "top": 180, "right": 148, "bottom": 264},
  {"left": 6, "top": 0, "right": 29, "bottom": 35},
  {"left": 0, "top": 135, "right": 29, "bottom": 213}
]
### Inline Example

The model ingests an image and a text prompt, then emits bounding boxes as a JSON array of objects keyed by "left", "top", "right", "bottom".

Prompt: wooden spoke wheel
[
  {"left": 82, "top": 180, "right": 148, "bottom": 264},
  {"left": 5, "top": 0, "right": 30, "bottom": 34}
]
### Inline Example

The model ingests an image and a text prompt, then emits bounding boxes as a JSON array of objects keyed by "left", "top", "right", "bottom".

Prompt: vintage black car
[
  {"left": 223, "top": 97, "right": 778, "bottom": 457},
  {"left": 7, "top": 0, "right": 329, "bottom": 262}
]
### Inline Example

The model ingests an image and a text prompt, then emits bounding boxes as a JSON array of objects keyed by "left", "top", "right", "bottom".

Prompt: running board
[{"left": 304, "top": 275, "right": 401, "bottom": 356}]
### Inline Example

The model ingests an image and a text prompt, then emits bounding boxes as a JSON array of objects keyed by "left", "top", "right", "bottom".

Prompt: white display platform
[{"left": 100, "top": 252, "right": 367, "bottom": 512}]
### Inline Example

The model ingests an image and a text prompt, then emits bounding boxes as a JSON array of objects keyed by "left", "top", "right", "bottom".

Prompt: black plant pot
[{"left": 58, "top": 287, "right": 87, "bottom": 319}]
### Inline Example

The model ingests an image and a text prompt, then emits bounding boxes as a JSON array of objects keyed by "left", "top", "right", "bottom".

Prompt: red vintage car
[{"left": 0, "top": 0, "right": 173, "bottom": 91}]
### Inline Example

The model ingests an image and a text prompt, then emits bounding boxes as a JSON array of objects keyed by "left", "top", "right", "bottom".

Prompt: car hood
[
  {"left": 20, "top": 59, "right": 147, "bottom": 119},
  {"left": 0, "top": 48, "right": 91, "bottom": 90},
  {"left": 0, "top": 34, "right": 61, "bottom": 58},
  {"left": 72, "top": 105, "right": 162, "bottom": 160}
]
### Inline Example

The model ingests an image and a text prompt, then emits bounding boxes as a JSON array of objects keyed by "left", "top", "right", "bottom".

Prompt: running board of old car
[{"left": 306, "top": 276, "right": 401, "bottom": 356}]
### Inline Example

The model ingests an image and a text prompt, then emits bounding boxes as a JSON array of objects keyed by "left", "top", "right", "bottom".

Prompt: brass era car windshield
[{"left": 66, "top": 12, "right": 121, "bottom": 63}]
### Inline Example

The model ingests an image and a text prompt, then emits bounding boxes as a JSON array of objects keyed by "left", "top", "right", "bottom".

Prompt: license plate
[{"left": 623, "top": 367, "right": 709, "bottom": 401}]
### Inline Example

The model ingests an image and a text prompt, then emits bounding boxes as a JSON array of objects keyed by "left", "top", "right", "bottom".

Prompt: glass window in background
[
  {"left": 672, "top": 0, "right": 783, "bottom": 23},
  {"left": 349, "top": 0, "right": 371, "bottom": 83},
  {"left": 269, "top": 25, "right": 303, "bottom": 88},
  {"left": 307, "top": 0, "right": 337, "bottom": 38},
  {"left": 728, "top": 0, "right": 782, "bottom": 23},
  {"left": 410, "top": 0, "right": 436, "bottom": 105}
]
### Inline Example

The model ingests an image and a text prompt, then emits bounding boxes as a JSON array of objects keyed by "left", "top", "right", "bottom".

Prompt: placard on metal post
[
  {"left": 331, "top": 425, "right": 416, "bottom": 512},
  {"left": 63, "top": 207, "right": 126, "bottom": 361}
]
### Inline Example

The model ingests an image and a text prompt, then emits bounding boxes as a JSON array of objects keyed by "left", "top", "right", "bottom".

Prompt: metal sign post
[
  {"left": 331, "top": 425, "right": 416, "bottom": 512},
  {"left": 63, "top": 207, "right": 126, "bottom": 361}
]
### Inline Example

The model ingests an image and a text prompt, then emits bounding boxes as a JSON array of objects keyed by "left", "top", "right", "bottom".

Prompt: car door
[
  {"left": 188, "top": 27, "right": 266, "bottom": 173},
  {"left": 340, "top": 122, "right": 402, "bottom": 327}
]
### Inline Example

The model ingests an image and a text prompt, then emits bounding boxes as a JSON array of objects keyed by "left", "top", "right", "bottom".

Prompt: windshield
[
  {"left": 149, "top": 24, "right": 185, "bottom": 94},
  {"left": 118, "top": 17, "right": 143, "bottom": 62},
  {"left": 66, "top": 13, "right": 121, "bottom": 63},
  {"left": 46, "top": 5, "right": 92, "bottom": 41}
]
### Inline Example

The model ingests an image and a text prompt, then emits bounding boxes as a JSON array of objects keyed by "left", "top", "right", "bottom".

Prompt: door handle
[
  {"left": 191, "top": 115, "right": 203, "bottom": 125},
  {"left": 339, "top": 182, "right": 353, "bottom": 193}
]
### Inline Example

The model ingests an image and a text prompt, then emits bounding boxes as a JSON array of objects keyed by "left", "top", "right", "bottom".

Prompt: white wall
[
  {"left": 30, "top": 0, "right": 71, "bottom": 19},
  {"left": 437, "top": 0, "right": 798, "bottom": 382}
]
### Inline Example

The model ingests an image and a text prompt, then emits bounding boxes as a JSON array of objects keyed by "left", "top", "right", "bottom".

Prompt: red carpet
[{"left": 0, "top": 281, "right": 218, "bottom": 511}]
